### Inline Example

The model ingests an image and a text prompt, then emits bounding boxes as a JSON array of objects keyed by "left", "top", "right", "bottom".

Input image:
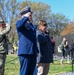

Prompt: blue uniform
[{"left": 16, "top": 17, "right": 38, "bottom": 75}]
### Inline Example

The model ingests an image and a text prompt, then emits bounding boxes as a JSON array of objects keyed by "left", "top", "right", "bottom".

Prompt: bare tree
[
  {"left": 20, "top": 0, "right": 51, "bottom": 24},
  {"left": 48, "top": 13, "right": 69, "bottom": 36},
  {"left": 0, "top": 0, "right": 20, "bottom": 43}
]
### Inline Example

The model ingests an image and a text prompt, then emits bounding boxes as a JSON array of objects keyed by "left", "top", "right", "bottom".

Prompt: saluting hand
[{"left": 23, "top": 12, "right": 32, "bottom": 18}]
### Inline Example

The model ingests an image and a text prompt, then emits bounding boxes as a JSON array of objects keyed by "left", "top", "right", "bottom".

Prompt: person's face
[
  {"left": 0, "top": 24, "right": 6, "bottom": 28},
  {"left": 63, "top": 37, "right": 66, "bottom": 41},
  {"left": 21, "top": 12, "right": 32, "bottom": 21},
  {"left": 40, "top": 25, "right": 47, "bottom": 32},
  {"left": 28, "top": 12, "right": 32, "bottom": 21}
]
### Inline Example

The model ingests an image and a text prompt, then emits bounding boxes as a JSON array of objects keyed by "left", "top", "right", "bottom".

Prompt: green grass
[
  {"left": 4, "top": 54, "right": 72, "bottom": 75},
  {"left": 5, "top": 54, "right": 20, "bottom": 75},
  {"left": 49, "top": 60, "right": 72, "bottom": 75}
]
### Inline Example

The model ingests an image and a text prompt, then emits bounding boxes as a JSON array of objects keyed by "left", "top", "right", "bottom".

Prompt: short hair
[{"left": 38, "top": 20, "right": 47, "bottom": 26}]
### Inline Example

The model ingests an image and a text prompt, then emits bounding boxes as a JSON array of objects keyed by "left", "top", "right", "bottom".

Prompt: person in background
[
  {"left": 16, "top": 6, "right": 38, "bottom": 75},
  {"left": 60, "top": 37, "right": 70, "bottom": 64},
  {"left": 12, "top": 43, "right": 18, "bottom": 54},
  {"left": 70, "top": 39, "right": 74, "bottom": 59},
  {"left": 59, "top": 37, "right": 66, "bottom": 64},
  {"left": 50, "top": 36, "right": 55, "bottom": 55},
  {"left": 0, "top": 20, "right": 11, "bottom": 75},
  {"left": 64, "top": 40, "right": 70, "bottom": 64},
  {"left": 36, "top": 20, "right": 53, "bottom": 75}
]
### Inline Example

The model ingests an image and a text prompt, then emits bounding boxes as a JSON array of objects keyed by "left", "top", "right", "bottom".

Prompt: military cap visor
[{"left": 19, "top": 6, "right": 33, "bottom": 15}]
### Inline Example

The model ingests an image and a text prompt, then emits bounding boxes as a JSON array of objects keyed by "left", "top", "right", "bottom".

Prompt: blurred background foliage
[{"left": 0, "top": 0, "right": 72, "bottom": 43}]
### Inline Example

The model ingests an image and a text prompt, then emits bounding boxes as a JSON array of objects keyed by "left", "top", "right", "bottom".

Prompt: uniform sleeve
[
  {"left": 16, "top": 17, "right": 29, "bottom": 30},
  {"left": 0, "top": 23, "right": 11, "bottom": 35}
]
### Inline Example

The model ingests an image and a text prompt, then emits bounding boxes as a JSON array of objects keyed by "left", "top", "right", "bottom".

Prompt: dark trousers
[
  {"left": 0, "top": 53, "right": 6, "bottom": 75},
  {"left": 18, "top": 55, "right": 36, "bottom": 75},
  {"left": 71, "top": 50, "right": 74, "bottom": 59}
]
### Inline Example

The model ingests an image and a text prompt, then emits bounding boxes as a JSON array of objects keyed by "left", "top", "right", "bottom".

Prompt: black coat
[
  {"left": 36, "top": 30, "right": 53, "bottom": 63},
  {"left": 70, "top": 43, "right": 74, "bottom": 51}
]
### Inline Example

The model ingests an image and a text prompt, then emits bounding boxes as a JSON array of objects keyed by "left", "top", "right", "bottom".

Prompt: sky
[{"left": 19, "top": 0, "right": 74, "bottom": 20}]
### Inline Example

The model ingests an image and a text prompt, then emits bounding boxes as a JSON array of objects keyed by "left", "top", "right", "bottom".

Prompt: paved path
[
  {"left": 59, "top": 72, "right": 74, "bottom": 75},
  {"left": 53, "top": 55, "right": 73, "bottom": 75}
]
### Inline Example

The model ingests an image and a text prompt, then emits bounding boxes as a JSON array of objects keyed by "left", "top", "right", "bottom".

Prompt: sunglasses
[{"left": 43, "top": 24, "right": 47, "bottom": 26}]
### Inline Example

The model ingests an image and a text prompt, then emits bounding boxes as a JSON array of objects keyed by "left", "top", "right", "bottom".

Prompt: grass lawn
[{"left": 4, "top": 54, "right": 72, "bottom": 75}]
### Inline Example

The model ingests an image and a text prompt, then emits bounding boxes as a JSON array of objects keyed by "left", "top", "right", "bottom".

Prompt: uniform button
[{"left": 25, "top": 44, "right": 28, "bottom": 46}]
